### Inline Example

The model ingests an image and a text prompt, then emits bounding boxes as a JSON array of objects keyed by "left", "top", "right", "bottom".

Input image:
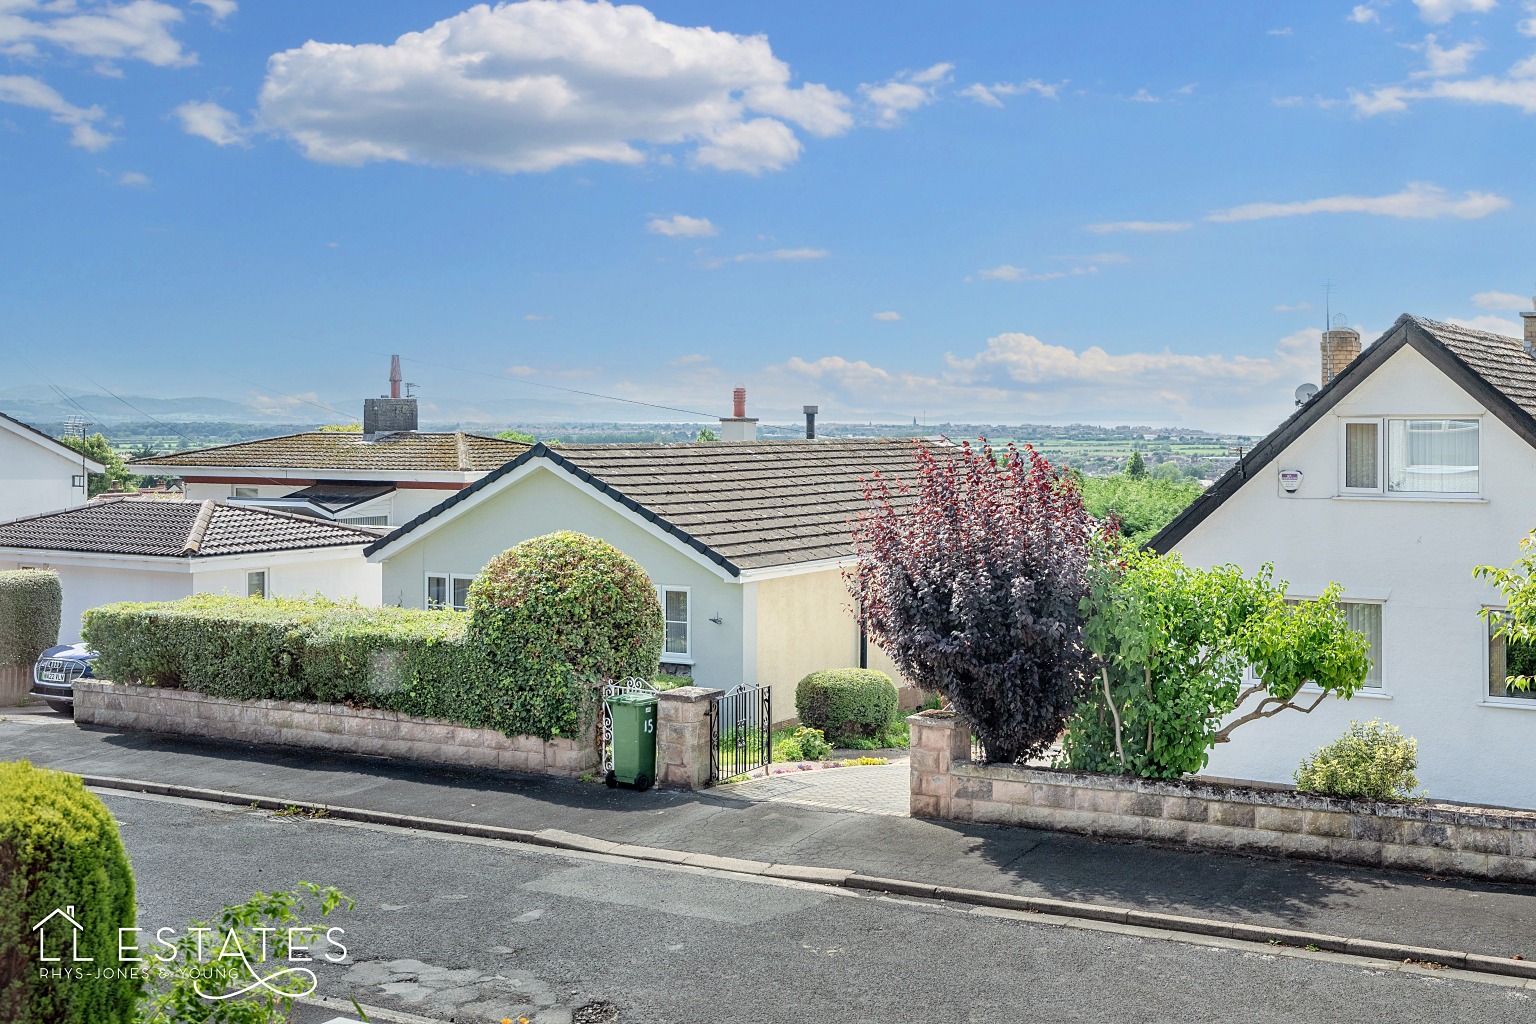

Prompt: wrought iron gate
[{"left": 709, "top": 683, "right": 771, "bottom": 783}]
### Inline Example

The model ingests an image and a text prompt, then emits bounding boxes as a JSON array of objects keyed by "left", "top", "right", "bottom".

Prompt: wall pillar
[
  {"left": 0, "top": 664, "right": 28, "bottom": 707},
  {"left": 656, "top": 686, "right": 723, "bottom": 790},
  {"left": 908, "top": 711, "right": 970, "bottom": 819}
]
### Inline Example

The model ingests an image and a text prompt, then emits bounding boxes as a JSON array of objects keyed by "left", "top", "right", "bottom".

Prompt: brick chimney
[
  {"left": 803, "top": 405, "right": 819, "bottom": 440},
  {"left": 1522, "top": 295, "right": 1536, "bottom": 358},
  {"left": 1321, "top": 327, "right": 1361, "bottom": 386},
  {"left": 719, "top": 387, "right": 758, "bottom": 441}
]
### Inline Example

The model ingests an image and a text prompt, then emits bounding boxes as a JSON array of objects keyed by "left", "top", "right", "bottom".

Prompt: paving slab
[{"left": 5, "top": 712, "right": 1536, "bottom": 960}]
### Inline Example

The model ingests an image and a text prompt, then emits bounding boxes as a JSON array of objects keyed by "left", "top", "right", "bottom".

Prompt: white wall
[
  {"left": 1174, "top": 343, "right": 1536, "bottom": 808},
  {"left": 0, "top": 427, "right": 88, "bottom": 522},
  {"left": 377, "top": 466, "right": 748, "bottom": 692},
  {"left": 0, "top": 560, "right": 192, "bottom": 645},
  {"left": 195, "top": 552, "right": 382, "bottom": 606}
]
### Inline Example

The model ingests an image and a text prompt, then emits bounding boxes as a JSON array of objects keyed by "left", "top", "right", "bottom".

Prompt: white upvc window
[
  {"left": 1487, "top": 611, "right": 1536, "bottom": 702},
  {"left": 232, "top": 486, "right": 259, "bottom": 499},
  {"left": 1341, "top": 417, "right": 1480, "bottom": 495},
  {"left": 426, "top": 573, "right": 473, "bottom": 611},
  {"left": 660, "top": 586, "right": 690, "bottom": 661},
  {"left": 247, "top": 570, "right": 268, "bottom": 599},
  {"left": 1259, "top": 598, "right": 1383, "bottom": 690}
]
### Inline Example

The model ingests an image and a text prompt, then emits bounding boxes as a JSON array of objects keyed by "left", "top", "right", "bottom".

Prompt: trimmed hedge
[
  {"left": 0, "top": 569, "right": 62, "bottom": 668},
  {"left": 81, "top": 594, "right": 585, "bottom": 739},
  {"left": 795, "top": 668, "right": 899, "bottom": 744},
  {"left": 0, "top": 760, "right": 138, "bottom": 1024}
]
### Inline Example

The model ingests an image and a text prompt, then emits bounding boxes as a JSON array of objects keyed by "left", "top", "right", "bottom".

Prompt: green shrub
[
  {"left": 773, "top": 726, "right": 833, "bottom": 762},
  {"left": 1294, "top": 720, "right": 1422, "bottom": 801},
  {"left": 0, "top": 569, "right": 62, "bottom": 667},
  {"left": 0, "top": 761, "right": 137, "bottom": 1024},
  {"left": 795, "top": 668, "right": 899, "bottom": 744}
]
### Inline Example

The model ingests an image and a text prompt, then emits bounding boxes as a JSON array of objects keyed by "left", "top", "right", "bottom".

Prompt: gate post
[
  {"left": 656, "top": 686, "right": 723, "bottom": 789},
  {"left": 908, "top": 710, "right": 970, "bottom": 819}
]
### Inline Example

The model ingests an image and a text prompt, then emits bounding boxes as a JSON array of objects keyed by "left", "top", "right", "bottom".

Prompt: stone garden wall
[
  {"left": 74, "top": 680, "right": 599, "bottom": 777},
  {"left": 909, "top": 711, "right": 1536, "bottom": 883}
]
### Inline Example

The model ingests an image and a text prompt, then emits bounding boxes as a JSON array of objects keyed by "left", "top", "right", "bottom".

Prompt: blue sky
[{"left": 2, "top": 0, "right": 1535, "bottom": 432}]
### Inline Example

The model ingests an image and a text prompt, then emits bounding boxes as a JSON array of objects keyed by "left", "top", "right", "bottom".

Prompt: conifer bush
[
  {"left": 795, "top": 668, "right": 898, "bottom": 744},
  {"left": 0, "top": 761, "right": 137, "bottom": 1024}
]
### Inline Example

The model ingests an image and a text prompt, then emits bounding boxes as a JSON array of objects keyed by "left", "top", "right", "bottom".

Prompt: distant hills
[{"left": 0, "top": 386, "right": 282, "bottom": 425}]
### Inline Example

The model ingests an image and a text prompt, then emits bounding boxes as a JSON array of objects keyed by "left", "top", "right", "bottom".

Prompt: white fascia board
[
  {"left": 142, "top": 467, "right": 481, "bottom": 484},
  {"left": 186, "top": 545, "right": 372, "bottom": 573},
  {"left": 0, "top": 417, "right": 107, "bottom": 473},
  {"left": 367, "top": 460, "right": 740, "bottom": 582},
  {"left": 737, "top": 556, "right": 854, "bottom": 582},
  {"left": 0, "top": 543, "right": 369, "bottom": 574}
]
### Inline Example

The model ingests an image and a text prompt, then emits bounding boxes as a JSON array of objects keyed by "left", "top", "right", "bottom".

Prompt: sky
[{"left": 2, "top": 0, "right": 1535, "bottom": 433}]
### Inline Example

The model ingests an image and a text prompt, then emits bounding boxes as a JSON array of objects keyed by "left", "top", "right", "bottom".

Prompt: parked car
[{"left": 30, "top": 644, "right": 96, "bottom": 716}]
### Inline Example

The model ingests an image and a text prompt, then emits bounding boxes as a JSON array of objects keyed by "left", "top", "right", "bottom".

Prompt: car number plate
[{"left": 41, "top": 670, "right": 67, "bottom": 682}]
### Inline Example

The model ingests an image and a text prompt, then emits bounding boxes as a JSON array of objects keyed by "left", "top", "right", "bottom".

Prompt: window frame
[
  {"left": 1484, "top": 608, "right": 1536, "bottom": 706},
  {"left": 659, "top": 585, "right": 692, "bottom": 664},
  {"left": 1338, "top": 415, "right": 1482, "bottom": 498},
  {"left": 425, "top": 572, "right": 474, "bottom": 612},
  {"left": 246, "top": 569, "right": 268, "bottom": 599},
  {"left": 232, "top": 486, "right": 259, "bottom": 499},
  {"left": 1260, "top": 595, "right": 1388, "bottom": 695}
]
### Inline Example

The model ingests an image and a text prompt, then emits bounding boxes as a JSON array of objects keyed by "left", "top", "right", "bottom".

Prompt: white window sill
[
  {"left": 1479, "top": 699, "right": 1536, "bottom": 712},
  {"left": 661, "top": 656, "right": 694, "bottom": 666},
  {"left": 1299, "top": 684, "right": 1391, "bottom": 700},
  {"left": 1332, "top": 494, "right": 1487, "bottom": 505}
]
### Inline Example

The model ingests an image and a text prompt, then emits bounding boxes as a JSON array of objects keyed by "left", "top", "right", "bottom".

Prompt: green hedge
[
  {"left": 795, "top": 668, "right": 899, "bottom": 744},
  {"left": 0, "top": 761, "right": 138, "bottom": 1024},
  {"left": 81, "top": 594, "right": 587, "bottom": 739},
  {"left": 0, "top": 569, "right": 62, "bottom": 667}
]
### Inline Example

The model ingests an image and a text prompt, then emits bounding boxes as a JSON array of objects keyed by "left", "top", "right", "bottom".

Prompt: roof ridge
[{"left": 180, "top": 500, "right": 218, "bottom": 556}]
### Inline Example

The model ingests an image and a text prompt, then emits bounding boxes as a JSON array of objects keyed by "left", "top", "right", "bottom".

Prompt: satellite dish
[{"left": 1294, "top": 383, "right": 1319, "bottom": 406}]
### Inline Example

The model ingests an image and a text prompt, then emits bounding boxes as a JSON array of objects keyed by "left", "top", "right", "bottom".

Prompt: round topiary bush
[
  {"left": 467, "top": 531, "right": 664, "bottom": 738},
  {"left": 795, "top": 668, "right": 899, "bottom": 744},
  {"left": 0, "top": 569, "right": 62, "bottom": 668},
  {"left": 0, "top": 760, "right": 138, "bottom": 1024}
]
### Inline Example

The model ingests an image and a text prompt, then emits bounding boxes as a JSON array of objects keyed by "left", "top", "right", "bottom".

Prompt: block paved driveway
[{"left": 719, "top": 760, "right": 911, "bottom": 816}]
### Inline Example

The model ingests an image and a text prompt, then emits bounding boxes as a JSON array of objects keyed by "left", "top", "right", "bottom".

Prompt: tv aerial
[{"left": 1295, "top": 383, "right": 1319, "bottom": 406}]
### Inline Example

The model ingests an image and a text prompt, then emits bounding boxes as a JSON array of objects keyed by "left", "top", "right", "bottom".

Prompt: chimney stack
[
  {"left": 803, "top": 405, "right": 819, "bottom": 440},
  {"left": 719, "top": 387, "right": 758, "bottom": 442},
  {"left": 1321, "top": 327, "right": 1361, "bottom": 386},
  {"left": 364, "top": 355, "right": 419, "bottom": 436},
  {"left": 1522, "top": 295, "right": 1536, "bottom": 358}
]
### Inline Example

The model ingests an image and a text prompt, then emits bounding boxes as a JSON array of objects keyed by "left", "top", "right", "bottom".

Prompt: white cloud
[
  {"left": 523, "top": 313, "right": 553, "bottom": 321},
  {"left": 1350, "top": 4, "right": 1382, "bottom": 23},
  {"left": 975, "top": 264, "right": 1099, "bottom": 283},
  {"left": 1351, "top": 62, "right": 1536, "bottom": 114},
  {"left": 1274, "top": 302, "right": 1312, "bottom": 312},
  {"left": 1086, "top": 219, "right": 1193, "bottom": 234},
  {"left": 192, "top": 0, "right": 236, "bottom": 20},
  {"left": 1448, "top": 314, "right": 1521, "bottom": 335},
  {"left": 872, "top": 311, "right": 901, "bottom": 321},
  {"left": 116, "top": 169, "right": 149, "bottom": 186},
  {"left": 859, "top": 62, "right": 952, "bottom": 127},
  {"left": 0, "top": 0, "right": 195, "bottom": 68},
  {"left": 958, "top": 78, "right": 1062, "bottom": 107},
  {"left": 647, "top": 214, "right": 717, "bottom": 238},
  {"left": 1268, "top": 26, "right": 1294, "bottom": 35},
  {"left": 252, "top": 0, "right": 851, "bottom": 175},
  {"left": 0, "top": 74, "right": 113, "bottom": 149},
  {"left": 1414, "top": 0, "right": 1498, "bottom": 24},
  {"left": 724, "top": 247, "right": 830, "bottom": 264},
  {"left": 1057, "top": 251, "right": 1130, "bottom": 264},
  {"left": 1409, "top": 34, "right": 1485, "bottom": 77},
  {"left": 1206, "top": 182, "right": 1508, "bottom": 221},
  {"left": 1522, "top": 0, "right": 1536, "bottom": 34},
  {"left": 1129, "top": 88, "right": 1161, "bottom": 103},
  {"left": 1472, "top": 290, "right": 1531, "bottom": 309},
  {"left": 174, "top": 100, "right": 246, "bottom": 146}
]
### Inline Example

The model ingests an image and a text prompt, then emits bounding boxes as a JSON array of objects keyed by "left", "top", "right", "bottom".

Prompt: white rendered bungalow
[
  {"left": 1153, "top": 312, "right": 1536, "bottom": 809},
  {"left": 0, "top": 411, "right": 105, "bottom": 521}
]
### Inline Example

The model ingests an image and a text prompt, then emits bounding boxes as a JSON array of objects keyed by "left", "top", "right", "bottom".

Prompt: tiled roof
[
  {"left": 0, "top": 499, "right": 380, "bottom": 558},
  {"left": 370, "top": 437, "right": 945, "bottom": 572},
  {"left": 1409, "top": 315, "right": 1536, "bottom": 419},
  {"left": 129, "top": 431, "right": 529, "bottom": 473}
]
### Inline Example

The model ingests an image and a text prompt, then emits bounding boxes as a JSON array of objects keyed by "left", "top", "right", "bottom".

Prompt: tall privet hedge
[
  {"left": 0, "top": 761, "right": 138, "bottom": 1024},
  {"left": 82, "top": 532, "right": 665, "bottom": 740},
  {"left": 0, "top": 568, "right": 62, "bottom": 667}
]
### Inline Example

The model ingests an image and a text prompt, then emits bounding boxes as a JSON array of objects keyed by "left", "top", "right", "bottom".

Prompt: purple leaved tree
[{"left": 848, "top": 441, "right": 1097, "bottom": 763}]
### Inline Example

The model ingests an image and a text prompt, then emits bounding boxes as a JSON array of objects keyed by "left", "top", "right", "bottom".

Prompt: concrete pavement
[{"left": 5, "top": 709, "right": 1535, "bottom": 963}]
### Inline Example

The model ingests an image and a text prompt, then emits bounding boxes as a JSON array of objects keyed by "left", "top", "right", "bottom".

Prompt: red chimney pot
[{"left": 732, "top": 387, "right": 746, "bottom": 418}]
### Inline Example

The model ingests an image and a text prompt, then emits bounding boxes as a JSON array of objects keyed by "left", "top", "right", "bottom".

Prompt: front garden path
[{"left": 720, "top": 760, "right": 910, "bottom": 817}]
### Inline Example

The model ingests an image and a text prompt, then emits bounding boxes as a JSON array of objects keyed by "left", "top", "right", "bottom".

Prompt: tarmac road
[{"left": 103, "top": 790, "right": 1536, "bottom": 1024}]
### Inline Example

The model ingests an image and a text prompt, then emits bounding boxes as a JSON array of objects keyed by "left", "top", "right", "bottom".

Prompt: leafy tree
[
  {"left": 1151, "top": 459, "right": 1183, "bottom": 482},
  {"left": 1125, "top": 450, "right": 1147, "bottom": 478},
  {"left": 56, "top": 433, "right": 138, "bottom": 497},
  {"left": 1063, "top": 548, "right": 1372, "bottom": 778},
  {"left": 317, "top": 422, "right": 361, "bottom": 433},
  {"left": 695, "top": 427, "right": 718, "bottom": 442},
  {"left": 1081, "top": 474, "right": 1204, "bottom": 546},
  {"left": 495, "top": 429, "right": 537, "bottom": 443},
  {"left": 1474, "top": 529, "right": 1536, "bottom": 692},
  {"left": 848, "top": 441, "right": 1099, "bottom": 763}
]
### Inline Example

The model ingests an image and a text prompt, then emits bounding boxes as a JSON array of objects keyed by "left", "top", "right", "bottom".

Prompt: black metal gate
[{"left": 709, "top": 684, "right": 771, "bottom": 783}]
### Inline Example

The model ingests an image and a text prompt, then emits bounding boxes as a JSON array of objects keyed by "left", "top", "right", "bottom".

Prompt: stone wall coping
[
  {"left": 657, "top": 686, "right": 724, "bottom": 704},
  {"left": 950, "top": 761, "right": 1536, "bottom": 831}
]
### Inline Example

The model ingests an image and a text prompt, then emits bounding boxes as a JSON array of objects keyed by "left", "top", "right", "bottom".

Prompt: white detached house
[
  {"left": 1152, "top": 312, "right": 1536, "bottom": 809},
  {"left": 0, "top": 411, "right": 104, "bottom": 521}
]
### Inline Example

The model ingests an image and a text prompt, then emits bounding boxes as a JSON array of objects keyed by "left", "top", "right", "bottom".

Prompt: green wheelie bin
[{"left": 605, "top": 691, "right": 658, "bottom": 791}]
